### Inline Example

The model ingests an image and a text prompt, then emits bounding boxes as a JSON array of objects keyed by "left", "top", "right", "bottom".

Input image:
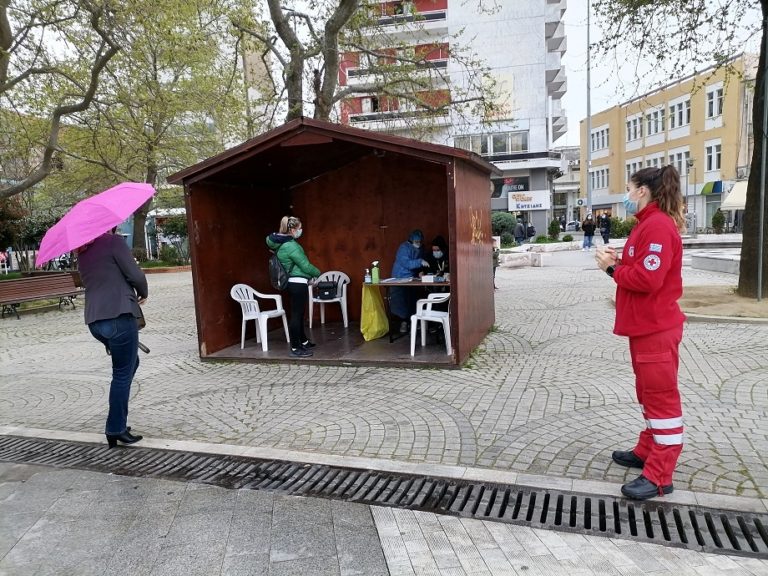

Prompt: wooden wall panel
[
  {"left": 292, "top": 152, "right": 448, "bottom": 325},
  {"left": 187, "top": 181, "right": 284, "bottom": 356},
  {"left": 450, "top": 160, "right": 495, "bottom": 364}
]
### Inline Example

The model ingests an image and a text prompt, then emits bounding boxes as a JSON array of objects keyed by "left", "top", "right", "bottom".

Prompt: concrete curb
[{"left": 2, "top": 425, "right": 766, "bottom": 514}]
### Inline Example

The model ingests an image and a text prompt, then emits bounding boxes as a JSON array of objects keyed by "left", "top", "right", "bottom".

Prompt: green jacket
[{"left": 265, "top": 234, "right": 320, "bottom": 279}]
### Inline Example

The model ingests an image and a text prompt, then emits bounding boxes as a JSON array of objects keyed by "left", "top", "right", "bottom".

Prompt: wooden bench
[{"left": 0, "top": 274, "right": 83, "bottom": 320}]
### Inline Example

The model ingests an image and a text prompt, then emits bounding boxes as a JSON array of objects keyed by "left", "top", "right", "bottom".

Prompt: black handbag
[{"left": 316, "top": 281, "right": 337, "bottom": 300}]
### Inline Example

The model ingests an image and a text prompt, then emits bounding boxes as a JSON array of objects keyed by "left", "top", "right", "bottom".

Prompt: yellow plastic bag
[{"left": 360, "top": 285, "right": 389, "bottom": 341}]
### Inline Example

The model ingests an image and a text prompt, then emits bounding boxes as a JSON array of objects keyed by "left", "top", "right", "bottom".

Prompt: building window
[
  {"left": 707, "top": 87, "right": 724, "bottom": 118},
  {"left": 589, "top": 168, "right": 609, "bottom": 191},
  {"left": 645, "top": 110, "right": 665, "bottom": 135},
  {"left": 669, "top": 99, "right": 691, "bottom": 129},
  {"left": 671, "top": 150, "right": 691, "bottom": 175},
  {"left": 455, "top": 131, "right": 528, "bottom": 156},
  {"left": 590, "top": 128, "right": 609, "bottom": 152},
  {"left": 492, "top": 133, "right": 508, "bottom": 154},
  {"left": 645, "top": 156, "right": 664, "bottom": 168},
  {"left": 625, "top": 161, "right": 642, "bottom": 183},
  {"left": 625, "top": 118, "right": 643, "bottom": 142},
  {"left": 705, "top": 142, "right": 722, "bottom": 171},
  {"left": 509, "top": 131, "right": 528, "bottom": 152}
]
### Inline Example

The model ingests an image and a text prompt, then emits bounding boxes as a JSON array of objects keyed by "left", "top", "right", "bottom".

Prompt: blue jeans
[
  {"left": 88, "top": 313, "right": 139, "bottom": 435},
  {"left": 583, "top": 235, "right": 594, "bottom": 249}
]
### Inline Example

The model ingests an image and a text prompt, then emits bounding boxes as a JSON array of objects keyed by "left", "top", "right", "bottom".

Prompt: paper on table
[{"left": 381, "top": 277, "right": 411, "bottom": 283}]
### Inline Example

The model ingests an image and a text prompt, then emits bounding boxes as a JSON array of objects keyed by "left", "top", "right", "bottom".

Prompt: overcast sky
[{"left": 556, "top": 1, "right": 762, "bottom": 148}]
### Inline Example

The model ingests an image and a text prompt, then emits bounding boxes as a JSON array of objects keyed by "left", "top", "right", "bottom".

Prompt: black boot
[
  {"left": 611, "top": 450, "right": 645, "bottom": 468},
  {"left": 621, "top": 475, "right": 673, "bottom": 500},
  {"left": 106, "top": 430, "right": 143, "bottom": 448}
]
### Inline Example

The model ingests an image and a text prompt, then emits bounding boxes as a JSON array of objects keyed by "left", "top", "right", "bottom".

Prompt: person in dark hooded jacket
[
  {"left": 423, "top": 235, "right": 449, "bottom": 276},
  {"left": 266, "top": 216, "right": 320, "bottom": 358}
]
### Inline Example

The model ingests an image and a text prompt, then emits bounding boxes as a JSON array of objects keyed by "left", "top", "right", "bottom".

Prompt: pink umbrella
[{"left": 36, "top": 182, "right": 155, "bottom": 267}]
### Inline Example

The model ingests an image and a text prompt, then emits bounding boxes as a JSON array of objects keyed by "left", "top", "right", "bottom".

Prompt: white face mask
[
  {"left": 433, "top": 250, "right": 443, "bottom": 259},
  {"left": 294, "top": 228, "right": 303, "bottom": 239}
]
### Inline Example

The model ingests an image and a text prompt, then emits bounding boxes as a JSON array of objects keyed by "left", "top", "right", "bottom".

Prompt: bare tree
[
  {"left": 592, "top": 0, "right": 767, "bottom": 298},
  {"left": 0, "top": 0, "right": 121, "bottom": 200},
  {"left": 231, "top": 0, "right": 498, "bottom": 133}
]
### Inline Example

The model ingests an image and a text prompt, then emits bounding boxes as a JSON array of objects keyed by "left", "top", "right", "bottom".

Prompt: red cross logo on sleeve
[{"left": 643, "top": 254, "right": 661, "bottom": 271}]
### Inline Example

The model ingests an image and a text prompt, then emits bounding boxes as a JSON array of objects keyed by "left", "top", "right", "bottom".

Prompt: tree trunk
[
  {"left": 132, "top": 165, "right": 158, "bottom": 255},
  {"left": 0, "top": 0, "right": 11, "bottom": 86},
  {"left": 737, "top": 2, "right": 768, "bottom": 298},
  {"left": 285, "top": 54, "right": 304, "bottom": 121}
]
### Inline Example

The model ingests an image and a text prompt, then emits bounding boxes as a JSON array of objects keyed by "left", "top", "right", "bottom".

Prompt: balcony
[
  {"left": 348, "top": 108, "right": 451, "bottom": 130},
  {"left": 376, "top": 9, "right": 446, "bottom": 26},
  {"left": 346, "top": 58, "right": 448, "bottom": 82}
]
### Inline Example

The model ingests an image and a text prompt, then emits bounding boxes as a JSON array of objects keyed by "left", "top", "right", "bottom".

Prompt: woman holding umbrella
[
  {"left": 78, "top": 229, "right": 148, "bottom": 447},
  {"left": 37, "top": 182, "right": 155, "bottom": 448}
]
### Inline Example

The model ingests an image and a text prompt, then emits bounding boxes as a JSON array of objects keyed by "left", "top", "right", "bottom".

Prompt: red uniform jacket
[{"left": 613, "top": 202, "right": 685, "bottom": 337}]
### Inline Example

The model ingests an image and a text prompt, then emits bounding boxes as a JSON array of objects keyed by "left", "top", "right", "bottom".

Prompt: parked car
[{"left": 565, "top": 220, "right": 580, "bottom": 231}]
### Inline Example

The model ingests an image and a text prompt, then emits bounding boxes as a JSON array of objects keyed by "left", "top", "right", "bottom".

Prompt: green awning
[{"left": 700, "top": 181, "right": 722, "bottom": 195}]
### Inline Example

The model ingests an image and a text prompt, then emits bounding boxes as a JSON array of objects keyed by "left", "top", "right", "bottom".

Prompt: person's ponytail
[{"left": 654, "top": 166, "right": 686, "bottom": 232}]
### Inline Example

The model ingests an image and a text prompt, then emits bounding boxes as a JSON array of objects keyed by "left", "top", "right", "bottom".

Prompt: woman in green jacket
[{"left": 266, "top": 216, "right": 321, "bottom": 357}]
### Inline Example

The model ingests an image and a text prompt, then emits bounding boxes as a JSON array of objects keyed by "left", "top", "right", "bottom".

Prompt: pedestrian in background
[
  {"left": 513, "top": 217, "right": 525, "bottom": 246},
  {"left": 77, "top": 229, "right": 148, "bottom": 448},
  {"left": 266, "top": 216, "right": 321, "bottom": 358},
  {"left": 599, "top": 213, "right": 611, "bottom": 245},
  {"left": 581, "top": 214, "right": 596, "bottom": 251},
  {"left": 595, "top": 165, "right": 686, "bottom": 500},
  {"left": 492, "top": 238, "right": 500, "bottom": 290}
]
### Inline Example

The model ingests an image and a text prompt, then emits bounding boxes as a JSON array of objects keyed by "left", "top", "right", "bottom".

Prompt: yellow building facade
[{"left": 579, "top": 54, "right": 756, "bottom": 231}]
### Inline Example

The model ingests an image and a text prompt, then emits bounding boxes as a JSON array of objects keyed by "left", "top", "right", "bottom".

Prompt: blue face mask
[
  {"left": 433, "top": 250, "right": 443, "bottom": 259},
  {"left": 623, "top": 193, "right": 638, "bottom": 215},
  {"left": 294, "top": 229, "right": 303, "bottom": 239}
]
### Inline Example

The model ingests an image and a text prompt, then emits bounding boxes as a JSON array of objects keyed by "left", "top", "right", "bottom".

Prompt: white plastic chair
[
  {"left": 308, "top": 271, "right": 350, "bottom": 328},
  {"left": 230, "top": 283, "right": 290, "bottom": 351},
  {"left": 410, "top": 292, "right": 452, "bottom": 356}
]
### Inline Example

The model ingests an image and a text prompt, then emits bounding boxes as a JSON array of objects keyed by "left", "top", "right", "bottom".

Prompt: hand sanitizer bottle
[
  {"left": 364, "top": 269, "right": 371, "bottom": 284},
  {"left": 371, "top": 261, "right": 380, "bottom": 284}
]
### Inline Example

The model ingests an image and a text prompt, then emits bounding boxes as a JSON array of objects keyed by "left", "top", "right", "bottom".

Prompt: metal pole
[
  {"left": 685, "top": 167, "right": 689, "bottom": 230},
  {"left": 586, "top": 0, "right": 592, "bottom": 217},
  {"left": 758, "top": 15, "right": 768, "bottom": 301}
]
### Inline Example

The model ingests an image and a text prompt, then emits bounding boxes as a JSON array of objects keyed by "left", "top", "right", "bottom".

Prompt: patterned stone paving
[{"left": 1, "top": 249, "right": 766, "bottom": 497}]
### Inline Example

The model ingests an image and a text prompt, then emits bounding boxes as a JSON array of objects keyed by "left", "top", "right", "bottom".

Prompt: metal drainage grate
[{"left": 1, "top": 435, "right": 767, "bottom": 559}]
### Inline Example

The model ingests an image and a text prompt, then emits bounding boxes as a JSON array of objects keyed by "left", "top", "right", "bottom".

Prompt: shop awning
[
  {"left": 721, "top": 181, "right": 748, "bottom": 210},
  {"left": 700, "top": 181, "right": 723, "bottom": 195}
]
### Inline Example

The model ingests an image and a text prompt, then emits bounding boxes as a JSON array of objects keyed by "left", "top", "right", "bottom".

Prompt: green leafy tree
[
  {"left": 491, "top": 211, "right": 516, "bottom": 237},
  {"left": 711, "top": 208, "right": 726, "bottom": 234},
  {"left": 592, "top": 0, "right": 767, "bottom": 297},
  {"left": 52, "top": 0, "right": 248, "bottom": 253},
  {"left": 548, "top": 219, "right": 561, "bottom": 241},
  {"left": 159, "top": 214, "right": 189, "bottom": 264}
]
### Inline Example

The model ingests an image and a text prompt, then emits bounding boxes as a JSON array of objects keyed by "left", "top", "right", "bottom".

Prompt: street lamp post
[{"left": 686, "top": 158, "right": 695, "bottom": 238}]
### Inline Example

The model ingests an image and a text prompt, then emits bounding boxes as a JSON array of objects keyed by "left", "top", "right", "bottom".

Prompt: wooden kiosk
[{"left": 167, "top": 118, "right": 499, "bottom": 367}]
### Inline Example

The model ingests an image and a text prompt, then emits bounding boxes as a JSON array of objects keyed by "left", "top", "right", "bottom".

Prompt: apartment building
[
  {"left": 338, "top": 0, "right": 568, "bottom": 232},
  {"left": 579, "top": 54, "right": 756, "bottom": 230}
]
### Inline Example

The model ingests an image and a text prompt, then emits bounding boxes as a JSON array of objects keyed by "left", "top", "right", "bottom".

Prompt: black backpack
[
  {"left": 526, "top": 224, "right": 536, "bottom": 238},
  {"left": 268, "top": 245, "right": 292, "bottom": 290}
]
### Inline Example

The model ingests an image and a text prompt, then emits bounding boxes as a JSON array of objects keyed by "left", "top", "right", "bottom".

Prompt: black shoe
[
  {"left": 291, "top": 347, "right": 313, "bottom": 357},
  {"left": 106, "top": 430, "right": 143, "bottom": 449},
  {"left": 612, "top": 450, "right": 645, "bottom": 469},
  {"left": 621, "top": 475, "right": 673, "bottom": 500},
  {"left": 301, "top": 340, "right": 316, "bottom": 348}
]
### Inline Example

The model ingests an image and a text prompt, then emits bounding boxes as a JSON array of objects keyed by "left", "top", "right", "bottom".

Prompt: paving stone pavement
[
  {"left": 2, "top": 464, "right": 767, "bottom": 576},
  {"left": 1, "top": 249, "right": 767, "bottom": 499}
]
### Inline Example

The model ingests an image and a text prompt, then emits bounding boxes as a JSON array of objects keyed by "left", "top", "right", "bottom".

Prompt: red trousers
[{"left": 629, "top": 324, "right": 684, "bottom": 487}]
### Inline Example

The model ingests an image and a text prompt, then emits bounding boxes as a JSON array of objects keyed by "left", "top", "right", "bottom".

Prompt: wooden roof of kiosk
[{"left": 167, "top": 117, "right": 500, "bottom": 367}]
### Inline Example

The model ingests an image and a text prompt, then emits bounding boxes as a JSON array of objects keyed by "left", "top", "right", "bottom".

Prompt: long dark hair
[{"left": 630, "top": 165, "right": 686, "bottom": 232}]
